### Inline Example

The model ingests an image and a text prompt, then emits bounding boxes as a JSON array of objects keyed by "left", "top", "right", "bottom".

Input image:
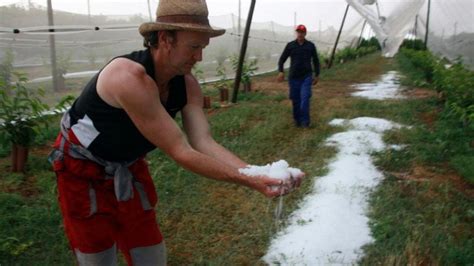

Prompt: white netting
[
  {"left": 416, "top": 0, "right": 474, "bottom": 68},
  {"left": 346, "top": 0, "right": 473, "bottom": 65},
  {"left": 0, "top": 0, "right": 472, "bottom": 96},
  {"left": 346, "top": 0, "right": 426, "bottom": 57}
]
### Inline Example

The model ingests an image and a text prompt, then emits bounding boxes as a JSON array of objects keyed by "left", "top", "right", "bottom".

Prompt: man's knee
[
  {"left": 75, "top": 244, "right": 117, "bottom": 266},
  {"left": 130, "top": 242, "right": 167, "bottom": 266}
]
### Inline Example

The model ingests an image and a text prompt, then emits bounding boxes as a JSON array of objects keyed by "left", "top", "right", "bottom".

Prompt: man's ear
[{"left": 158, "top": 31, "right": 173, "bottom": 50}]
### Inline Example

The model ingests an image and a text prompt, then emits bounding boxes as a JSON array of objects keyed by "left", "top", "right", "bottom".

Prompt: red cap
[{"left": 296, "top": 24, "right": 307, "bottom": 32}]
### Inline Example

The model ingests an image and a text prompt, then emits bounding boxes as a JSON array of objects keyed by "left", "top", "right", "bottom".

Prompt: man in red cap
[{"left": 277, "top": 24, "right": 320, "bottom": 128}]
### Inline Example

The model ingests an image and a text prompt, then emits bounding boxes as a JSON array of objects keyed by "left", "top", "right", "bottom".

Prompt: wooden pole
[
  {"left": 328, "top": 4, "right": 349, "bottom": 69},
  {"left": 147, "top": 0, "right": 153, "bottom": 22},
  {"left": 294, "top": 12, "right": 297, "bottom": 28},
  {"left": 237, "top": 0, "right": 242, "bottom": 37},
  {"left": 424, "top": 0, "right": 431, "bottom": 49},
  {"left": 231, "top": 0, "right": 257, "bottom": 103},
  {"left": 87, "top": 0, "right": 91, "bottom": 24},
  {"left": 47, "top": 0, "right": 60, "bottom": 91}
]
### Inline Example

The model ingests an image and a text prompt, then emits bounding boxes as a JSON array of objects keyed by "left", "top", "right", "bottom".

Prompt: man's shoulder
[
  {"left": 305, "top": 40, "right": 316, "bottom": 46},
  {"left": 105, "top": 57, "right": 146, "bottom": 78}
]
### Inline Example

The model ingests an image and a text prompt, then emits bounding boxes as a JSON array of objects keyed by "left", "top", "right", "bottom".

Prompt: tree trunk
[
  {"left": 11, "top": 144, "right": 18, "bottom": 172},
  {"left": 203, "top": 96, "right": 211, "bottom": 109},
  {"left": 219, "top": 88, "right": 229, "bottom": 102},
  {"left": 11, "top": 144, "right": 28, "bottom": 172},
  {"left": 243, "top": 81, "right": 252, "bottom": 92},
  {"left": 58, "top": 75, "right": 66, "bottom": 90}
]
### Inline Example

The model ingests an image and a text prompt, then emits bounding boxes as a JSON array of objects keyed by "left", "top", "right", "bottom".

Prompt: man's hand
[
  {"left": 247, "top": 172, "right": 306, "bottom": 198},
  {"left": 277, "top": 72, "right": 285, "bottom": 83},
  {"left": 290, "top": 171, "right": 305, "bottom": 189},
  {"left": 312, "top": 76, "right": 319, "bottom": 86}
]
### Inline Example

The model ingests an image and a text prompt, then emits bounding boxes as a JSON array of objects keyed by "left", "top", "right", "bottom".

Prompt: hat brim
[{"left": 139, "top": 22, "right": 225, "bottom": 38}]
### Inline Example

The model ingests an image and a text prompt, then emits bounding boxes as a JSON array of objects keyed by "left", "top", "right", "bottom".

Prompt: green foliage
[
  {"left": 214, "top": 63, "right": 232, "bottom": 93},
  {"left": 398, "top": 48, "right": 437, "bottom": 84},
  {"left": 398, "top": 48, "right": 474, "bottom": 127},
  {"left": 230, "top": 56, "right": 259, "bottom": 85},
  {"left": 451, "top": 155, "right": 474, "bottom": 184},
  {"left": 335, "top": 47, "right": 358, "bottom": 63},
  {"left": 400, "top": 39, "right": 426, "bottom": 51},
  {"left": 433, "top": 62, "right": 474, "bottom": 126},
  {"left": 0, "top": 73, "right": 49, "bottom": 147},
  {"left": 0, "top": 48, "right": 14, "bottom": 85},
  {"left": 334, "top": 45, "right": 378, "bottom": 65},
  {"left": 396, "top": 48, "right": 474, "bottom": 182},
  {"left": 192, "top": 65, "right": 205, "bottom": 83},
  {"left": 0, "top": 73, "right": 74, "bottom": 148},
  {"left": 358, "top": 37, "right": 382, "bottom": 50}
]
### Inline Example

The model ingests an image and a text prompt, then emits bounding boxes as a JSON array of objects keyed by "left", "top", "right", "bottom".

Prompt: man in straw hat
[{"left": 49, "top": 0, "right": 304, "bottom": 265}]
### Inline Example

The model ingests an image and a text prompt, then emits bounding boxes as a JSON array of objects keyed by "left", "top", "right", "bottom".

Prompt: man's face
[
  {"left": 167, "top": 31, "right": 210, "bottom": 75},
  {"left": 296, "top": 31, "right": 306, "bottom": 41}
]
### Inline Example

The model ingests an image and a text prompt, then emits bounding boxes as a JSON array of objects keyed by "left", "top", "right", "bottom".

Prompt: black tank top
[{"left": 68, "top": 49, "right": 187, "bottom": 162}]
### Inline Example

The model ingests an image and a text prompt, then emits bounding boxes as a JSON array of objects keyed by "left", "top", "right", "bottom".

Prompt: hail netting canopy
[
  {"left": 346, "top": 0, "right": 474, "bottom": 66},
  {"left": 0, "top": 0, "right": 472, "bottom": 101},
  {"left": 346, "top": 0, "right": 426, "bottom": 57},
  {"left": 416, "top": 0, "right": 474, "bottom": 68}
]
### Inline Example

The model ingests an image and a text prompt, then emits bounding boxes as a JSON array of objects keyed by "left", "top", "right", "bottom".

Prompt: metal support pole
[
  {"left": 357, "top": 20, "right": 367, "bottom": 48},
  {"left": 328, "top": 4, "right": 350, "bottom": 69},
  {"left": 414, "top": 15, "right": 418, "bottom": 39},
  {"left": 231, "top": 0, "right": 257, "bottom": 103},
  {"left": 424, "top": 0, "right": 431, "bottom": 49}
]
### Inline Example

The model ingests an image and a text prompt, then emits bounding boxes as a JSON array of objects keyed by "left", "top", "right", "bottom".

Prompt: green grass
[
  {"left": 361, "top": 174, "right": 474, "bottom": 265},
  {"left": 0, "top": 81, "right": 338, "bottom": 265},
  {"left": 358, "top": 52, "right": 474, "bottom": 265},
  {"left": 148, "top": 92, "right": 337, "bottom": 264},
  {"left": 1, "top": 51, "right": 471, "bottom": 264},
  {"left": 0, "top": 51, "right": 385, "bottom": 264}
]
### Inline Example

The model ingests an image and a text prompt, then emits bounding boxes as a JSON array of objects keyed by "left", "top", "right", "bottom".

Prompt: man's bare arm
[
  {"left": 182, "top": 75, "right": 248, "bottom": 169},
  {"left": 97, "top": 59, "right": 280, "bottom": 196}
]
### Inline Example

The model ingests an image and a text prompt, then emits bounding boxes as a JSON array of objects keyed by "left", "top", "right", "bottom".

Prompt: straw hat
[{"left": 139, "top": 0, "right": 225, "bottom": 38}]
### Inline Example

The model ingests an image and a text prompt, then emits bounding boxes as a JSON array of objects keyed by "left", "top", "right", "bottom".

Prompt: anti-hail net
[{"left": 0, "top": 0, "right": 472, "bottom": 101}]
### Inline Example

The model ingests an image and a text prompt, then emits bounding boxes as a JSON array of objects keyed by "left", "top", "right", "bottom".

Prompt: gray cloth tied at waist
[{"left": 49, "top": 112, "right": 152, "bottom": 210}]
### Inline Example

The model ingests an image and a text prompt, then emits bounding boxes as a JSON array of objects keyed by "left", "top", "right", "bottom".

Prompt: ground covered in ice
[
  {"left": 263, "top": 72, "right": 407, "bottom": 265},
  {"left": 351, "top": 71, "right": 406, "bottom": 100}
]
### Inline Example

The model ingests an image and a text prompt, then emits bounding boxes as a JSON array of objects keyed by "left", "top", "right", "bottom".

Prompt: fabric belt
[{"left": 49, "top": 112, "right": 153, "bottom": 211}]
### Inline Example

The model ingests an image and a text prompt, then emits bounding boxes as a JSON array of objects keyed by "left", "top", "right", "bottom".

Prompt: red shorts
[{"left": 52, "top": 133, "right": 164, "bottom": 265}]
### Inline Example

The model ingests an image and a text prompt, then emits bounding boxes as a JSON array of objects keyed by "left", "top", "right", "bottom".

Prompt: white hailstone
[
  {"left": 288, "top": 167, "right": 303, "bottom": 177},
  {"left": 239, "top": 160, "right": 303, "bottom": 192}
]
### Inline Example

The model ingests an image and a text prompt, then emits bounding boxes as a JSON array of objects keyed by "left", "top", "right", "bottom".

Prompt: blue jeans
[{"left": 289, "top": 74, "right": 312, "bottom": 127}]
